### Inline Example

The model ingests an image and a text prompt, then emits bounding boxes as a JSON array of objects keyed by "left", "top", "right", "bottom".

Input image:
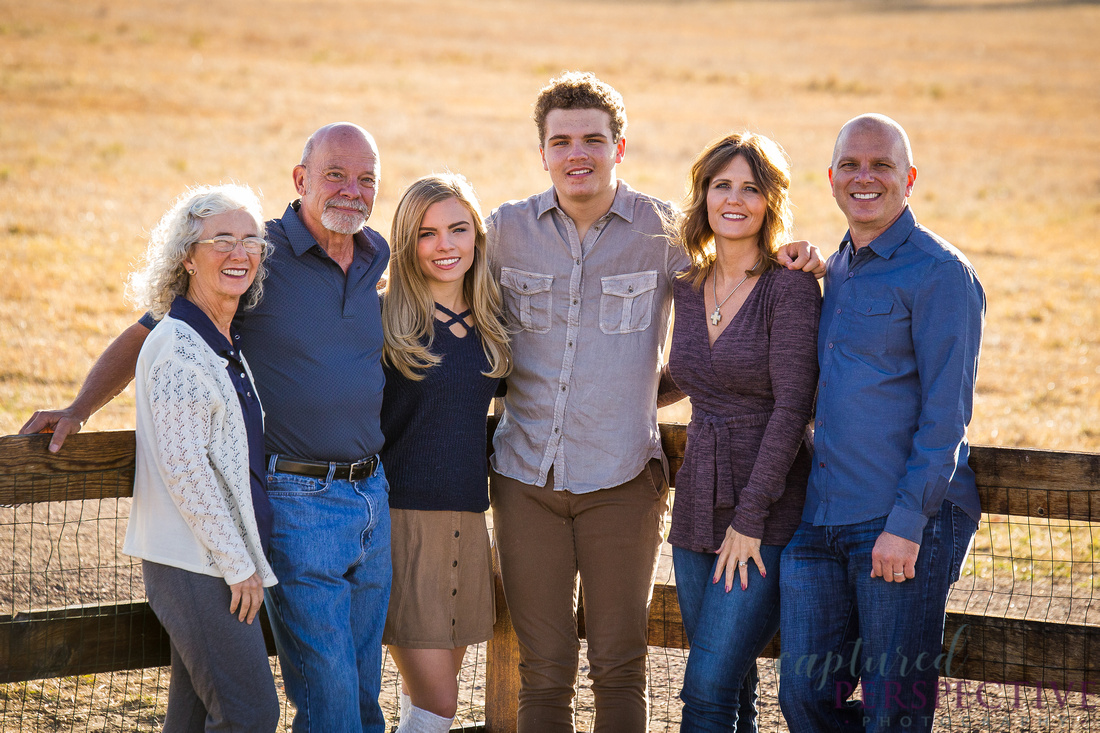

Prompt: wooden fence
[{"left": 2, "top": 426, "right": 1099, "bottom": 731}]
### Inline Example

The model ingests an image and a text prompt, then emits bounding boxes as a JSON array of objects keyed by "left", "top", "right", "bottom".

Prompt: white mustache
[{"left": 325, "top": 198, "right": 368, "bottom": 214}]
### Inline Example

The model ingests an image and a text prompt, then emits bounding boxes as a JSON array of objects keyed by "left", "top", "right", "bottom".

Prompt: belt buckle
[{"left": 349, "top": 455, "right": 376, "bottom": 481}]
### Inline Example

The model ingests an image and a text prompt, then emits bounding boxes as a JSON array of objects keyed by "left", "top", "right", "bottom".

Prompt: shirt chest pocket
[
  {"left": 843, "top": 297, "right": 896, "bottom": 354},
  {"left": 500, "top": 267, "right": 553, "bottom": 334},
  {"left": 600, "top": 271, "right": 658, "bottom": 335}
]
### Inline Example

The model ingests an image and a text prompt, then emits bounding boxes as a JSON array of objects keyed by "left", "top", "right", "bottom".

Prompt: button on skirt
[{"left": 383, "top": 508, "right": 496, "bottom": 648}]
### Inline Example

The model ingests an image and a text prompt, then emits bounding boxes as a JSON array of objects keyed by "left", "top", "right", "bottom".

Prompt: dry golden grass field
[
  {"left": 2, "top": 2, "right": 1099, "bottom": 730},
  {"left": 1, "top": 0, "right": 1099, "bottom": 452},
  {"left": 3, "top": 0, "right": 1100, "bottom": 451}
]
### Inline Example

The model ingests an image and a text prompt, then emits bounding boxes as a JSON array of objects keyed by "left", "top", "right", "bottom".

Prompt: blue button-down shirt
[{"left": 806, "top": 207, "right": 985, "bottom": 543}]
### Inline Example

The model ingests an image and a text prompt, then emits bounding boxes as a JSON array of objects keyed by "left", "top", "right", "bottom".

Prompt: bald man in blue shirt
[{"left": 778, "top": 114, "right": 986, "bottom": 733}]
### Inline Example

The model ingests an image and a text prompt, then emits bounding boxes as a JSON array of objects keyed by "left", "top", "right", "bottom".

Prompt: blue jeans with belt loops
[
  {"left": 263, "top": 462, "right": 391, "bottom": 733},
  {"left": 778, "top": 503, "right": 976, "bottom": 733}
]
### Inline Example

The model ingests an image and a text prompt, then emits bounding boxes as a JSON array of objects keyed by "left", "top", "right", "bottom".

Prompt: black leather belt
[{"left": 267, "top": 454, "right": 379, "bottom": 482}]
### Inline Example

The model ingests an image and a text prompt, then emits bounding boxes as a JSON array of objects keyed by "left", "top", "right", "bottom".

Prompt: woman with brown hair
[{"left": 663, "top": 132, "right": 821, "bottom": 732}]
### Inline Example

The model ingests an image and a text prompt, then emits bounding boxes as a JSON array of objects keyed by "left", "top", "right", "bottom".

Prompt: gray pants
[{"left": 143, "top": 561, "right": 279, "bottom": 732}]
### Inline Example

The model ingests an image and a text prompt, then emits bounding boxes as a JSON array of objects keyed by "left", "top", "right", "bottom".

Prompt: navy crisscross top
[{"left": 380, "top": 303, "right": 501, "bottom": 512}]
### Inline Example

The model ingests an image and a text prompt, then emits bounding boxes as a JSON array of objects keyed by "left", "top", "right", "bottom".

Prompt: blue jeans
[
  {"left": 777, "top": 503, "right": 976, "bottom": 733},
  {"left": 673, "top": 545, "right": 783, "bottom": 733},
  {"left": 264, "top": 462, "right": 392, "bottom": 733}
]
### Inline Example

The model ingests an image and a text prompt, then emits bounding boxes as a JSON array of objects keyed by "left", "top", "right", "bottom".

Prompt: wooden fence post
[{"left": 485, "top": 545, "right": 521, "bottom": 733}]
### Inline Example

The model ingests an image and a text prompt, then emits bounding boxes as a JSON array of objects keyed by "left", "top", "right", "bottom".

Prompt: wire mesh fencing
[
  {"left": 0, "top": 466, "right": 490, "bottom": 731},
  {"left": 2, "top": 440, "right": 1099, "bottom": 731}
]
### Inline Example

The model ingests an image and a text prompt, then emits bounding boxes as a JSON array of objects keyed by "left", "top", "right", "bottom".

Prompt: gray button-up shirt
[{"left": 487, "top": 181, "right": 691, "bottom": 493}]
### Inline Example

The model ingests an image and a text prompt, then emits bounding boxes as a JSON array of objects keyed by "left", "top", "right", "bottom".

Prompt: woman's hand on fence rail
[{"left": 229, "top": 572, "right": 264, "bottom": 624}]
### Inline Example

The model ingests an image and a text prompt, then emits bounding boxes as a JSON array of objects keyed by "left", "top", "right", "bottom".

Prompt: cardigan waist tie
[{"left": 684, "top": 409, "right": 771, "bottom": 550}]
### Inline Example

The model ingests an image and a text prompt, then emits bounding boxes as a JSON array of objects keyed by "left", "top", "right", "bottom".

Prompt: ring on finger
[
  {"left": 892, "top": 572, "right": 905, "bottom": 578},
  {"left": 738, "top": 561, "right": 748, "bottom": 568}
]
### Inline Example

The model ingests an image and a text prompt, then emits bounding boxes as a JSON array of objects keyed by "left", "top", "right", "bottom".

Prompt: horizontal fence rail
[{"left": 3, "top": 427, "right": 1100, "bottom": 731}]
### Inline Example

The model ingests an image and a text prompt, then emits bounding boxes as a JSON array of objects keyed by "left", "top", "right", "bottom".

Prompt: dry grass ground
[
  {"left": 1, "top": 0, "right": 1098, "bottom": 451},
  {"left": 2, "top": 0, "right": 1099, "bottom": 731}
]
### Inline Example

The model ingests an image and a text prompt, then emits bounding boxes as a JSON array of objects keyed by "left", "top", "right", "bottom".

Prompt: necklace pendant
[{"left": 710, "top": 308, "right": 722, "bottom": 326}]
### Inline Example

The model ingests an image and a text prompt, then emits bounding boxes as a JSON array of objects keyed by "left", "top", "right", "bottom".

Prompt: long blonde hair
[
  {"left": 382, "top": 174, "right": 511, "bottom": 381},
  {"left": 675, "top": 132, "right": 793, "bottom": 288}
]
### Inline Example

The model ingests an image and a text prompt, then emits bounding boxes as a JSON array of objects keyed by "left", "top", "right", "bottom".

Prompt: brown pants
[{"left": 490, "top": 461, "right": 669, "bottom": 732}]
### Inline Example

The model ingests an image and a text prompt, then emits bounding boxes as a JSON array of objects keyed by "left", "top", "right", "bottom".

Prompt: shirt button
[
  {"left": 522, "top": 283, "right": 528, "bottom": 290},
  {"left": 628, "top": 286, "right": 634, "bottom": 293},
  {"left": 561, "top": 385, "right": 566, "bottom": 391},
  {"left": 816, "top": 420, "right": 822, "bottom": 427},
  {"left": 240, "top": 373, "right": 245, "bottom": 378},
  {"left": 819, "top": 462, "right": 826, "bottom": 468},
  {"left": 828, "top": 343, "right": 834, "bottom": 349},
  {"left": 452, "top": 560, "right": 458, "bottom": 567},
  {"left": 454, "top": 530, "right": 460, "bottom": 538},
  {"left": 568, "top": 341, "right": 573, "bottom": 347},
  {"left": 575, "top": 259, "right": 581, "bottom": 265},
  {"left": 452, "top": 589, "right": 457, "bottom": 596},
  {"left": 848, "top": 272, "right": 854, "bottom": 278},
  {"left": 572, "top": 299, "right": 578, "bottom": 305},
  {"left": 836, "top": 309, "right": 841, "bottom": 314}
]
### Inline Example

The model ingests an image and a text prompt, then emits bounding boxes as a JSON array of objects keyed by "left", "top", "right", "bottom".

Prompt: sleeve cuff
[
  {"left": 884, "top": 507, "right": 927, "bottom": 545},
  {"left": 222, "top": 562, "right": 257, "bottom": 587},
  {"left": 731, "top": 503, "right": 768, "bottom": 541},
  {"left": 138, "top": 311, "right": 159, "bottom": 330}
]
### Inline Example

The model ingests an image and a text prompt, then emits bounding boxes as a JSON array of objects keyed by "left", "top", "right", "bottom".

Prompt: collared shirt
[
  {"left": 487, "top": 181, "right": 691, "bottom": 493},
  {"left": 141, "top": 201, "right": 389, "bottom": 463},
  {"left": 167, "top": 296, "right": 272, "bottom": 553},
  {"left": 807, "top": 206, "right": 985, "bottom": 543}
]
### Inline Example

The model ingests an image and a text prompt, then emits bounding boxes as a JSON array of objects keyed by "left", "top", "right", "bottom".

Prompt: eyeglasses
[{"left": 196, "top": 236, "right": 266, "bottom": 255}]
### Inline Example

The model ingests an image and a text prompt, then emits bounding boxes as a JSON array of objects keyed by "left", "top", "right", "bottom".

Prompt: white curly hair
[{"left": 127, "top": 184, "right": 267, "bottom": 319}]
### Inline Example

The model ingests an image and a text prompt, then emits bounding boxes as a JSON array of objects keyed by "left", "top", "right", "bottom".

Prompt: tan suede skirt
[{"left": 383, "top": 508, "right": 496, "bottom": 649}]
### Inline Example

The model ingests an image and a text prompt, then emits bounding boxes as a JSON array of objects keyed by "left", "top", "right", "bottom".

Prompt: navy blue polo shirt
[
  {"left": 167, "top": 297, "right": 273, "bottom": 554},
  {"left": 238, "top": 202, "right": 389, "bottom": 462},
  {"left": 143, "top": 202, "right": 390, "bottom": 463}
]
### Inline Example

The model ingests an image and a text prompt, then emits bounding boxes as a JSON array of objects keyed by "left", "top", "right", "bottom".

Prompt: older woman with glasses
[{"left": 123, "top": 184, "right": 279, "bottom": 732}]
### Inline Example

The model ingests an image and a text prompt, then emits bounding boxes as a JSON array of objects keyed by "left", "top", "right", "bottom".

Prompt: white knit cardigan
[{"left": 123, "top": 314, "right": 277, "bottom": 588}]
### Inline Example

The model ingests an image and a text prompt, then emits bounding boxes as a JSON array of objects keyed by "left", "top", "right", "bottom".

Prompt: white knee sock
[
  {"left": 396, "top": 704, "right": 453, "bottom": 733},
  {"left": 399, "top": 692, "right": 411, "bottom": 721}
]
